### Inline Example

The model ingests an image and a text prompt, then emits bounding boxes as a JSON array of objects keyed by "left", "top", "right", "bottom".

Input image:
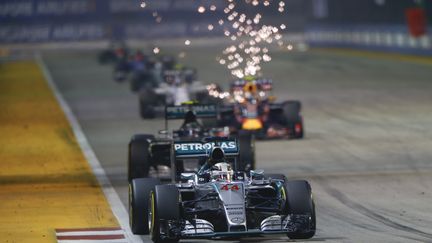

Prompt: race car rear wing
[
  {"left": 165, "top": 104, "right": 217, "bottom": 120},
  {"left": 173, "top": 138, "right": 239, "bottom": 158},
  {"left": 169, "top": 137, "right": 239, "bottom": 182}
]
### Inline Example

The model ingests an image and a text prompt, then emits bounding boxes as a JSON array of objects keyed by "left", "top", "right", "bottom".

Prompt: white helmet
[{"left": 210, "top": 162, "right": 234, "bottom": 181}]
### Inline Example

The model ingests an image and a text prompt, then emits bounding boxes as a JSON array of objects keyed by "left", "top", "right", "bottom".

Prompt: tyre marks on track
[{"left": 316, "top": 177, "right": 432, "bottom": 241}]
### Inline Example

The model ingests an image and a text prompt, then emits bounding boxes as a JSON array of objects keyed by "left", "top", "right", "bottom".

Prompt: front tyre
[
  {"left": 129, "top": 178, "right": 161, "bottom": 234},
  {"left": 149, "top": 185, "right": 180, "bottom": 243},
  {"left": 284, "top": 180, "right": 316, "bottom": 239}
]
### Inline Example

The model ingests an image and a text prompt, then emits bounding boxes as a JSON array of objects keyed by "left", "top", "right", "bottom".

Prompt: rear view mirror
[{"left": 180, "top": 173, "right": 196, "bottom": 183}]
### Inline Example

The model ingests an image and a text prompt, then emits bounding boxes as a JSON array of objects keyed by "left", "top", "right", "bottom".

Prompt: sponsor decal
[
  {"left": 174, "top": 141, "right": 236, "bottom": 152},
  {"left": 166, "top": 105, "right": 217, "bottom": 119}
]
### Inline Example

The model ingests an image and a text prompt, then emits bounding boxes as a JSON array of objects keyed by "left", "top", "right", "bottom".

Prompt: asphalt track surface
[{"left": 42, "top": 43, "right": 432, "bottom": 242}]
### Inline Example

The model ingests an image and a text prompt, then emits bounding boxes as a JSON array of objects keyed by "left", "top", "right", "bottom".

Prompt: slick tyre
[
  {"left": 139, "top": 98, "right": 156, "bottom": 119},
  {"left": 238, "top": 130, "right": 255, "bottom": 171},
  {"left": 284, "top": 180, "right": 316, "bottom": 239},
  {"left": 149, "top": 185, "right": 180, "bottom": 243},
  {"left": 130, "top": 77, "right": 143, "bottom": 92},
  {"left": 282, "top": 101, "right": 301, "bottom": 121},
  {"left": 129, "top": 178, "right": 161, "bottom": 234},
  {"left": 282, "top": 101, "right": 304, "bottom": 139},
  {"left": 139, "top": 88, "right": 158, "bottom": 119},
  {"left": 128, "top": 134, "right": 154, "bottom": 182}
]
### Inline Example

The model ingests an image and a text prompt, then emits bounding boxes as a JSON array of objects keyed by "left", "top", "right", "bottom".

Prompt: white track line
[
  {"left": 36, "top": 53, "right": 143, "bottom": 243},
  {"left": 57, "top": 239, "right": 127, "bottom": 243},
  {"left": 58, "top": 240, "right": 127, "bottom": 243}
]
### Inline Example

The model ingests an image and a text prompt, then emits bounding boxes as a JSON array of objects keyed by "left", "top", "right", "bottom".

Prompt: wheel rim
[
  {"left": 281, "top": 186, "right": 287, "bottom": 201},
  {"left": 148, "top": 191, "right": 155, "bottom": 234}
]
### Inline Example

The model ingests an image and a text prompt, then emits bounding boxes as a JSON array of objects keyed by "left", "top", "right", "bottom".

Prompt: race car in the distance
[
  {"left": 207, "top": 78, "right": 304, "bottom": 139},
  {"left": 128, "top": 104, "right": 255, "bottom": 183},
  {"left": 129, "top": 138, "right": 316, "bottom": 242},
  {"left": 137, "top": 68, "right": 213, "bottom": 118},
  {"left": 97, "top": 41, "right": 129, "bottom": 65}
]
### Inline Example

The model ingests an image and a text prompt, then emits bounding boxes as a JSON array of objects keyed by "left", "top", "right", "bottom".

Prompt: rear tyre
[
  {"left": 139, "top": 88, "right": 158, "bottom": 119},
  {"left": 113, "top": 61, "right": 130, "bottom": 82},
  {"left": 238, "top": 130, "right": 255, "bottom": 171},
  {"left": 130, "top": 76, "right": 143, "bottom": 92},
  {"left": 139, "top": 98, "right": 156, "bottom": 119},
  {"left": 149, "top": 185, "right": 180, "bottom": 243},
  {"left": 128, "top": 134, "right": 154, "bottom": 182},
  {"left": 129, "top": 178, "right": 161, "bottom": 234},
  {"left": 284, "top": 180, "right": 316, "bottom": 239},
  {"left": 282, "top": 101, "right": 304, "bottom": 139}
]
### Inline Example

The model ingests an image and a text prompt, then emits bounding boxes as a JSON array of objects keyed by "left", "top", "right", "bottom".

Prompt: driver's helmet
[
  {"left": 208, "top": 147, "right": 232, "bottom": 181},
  {"left": 177, "top": 111, "right": 202, "bottom": 138},
  {"left": 243, "top": 81, "right": 258, "bottom": 100},
  {"left": 210, "top": 162, "right": 234, "bottom": 181},
  {"left": 164, "top": 74, "right": 176, "bottom": 85}
]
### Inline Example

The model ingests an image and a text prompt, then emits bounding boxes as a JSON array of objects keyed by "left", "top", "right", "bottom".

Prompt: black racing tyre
[
  {"left": 282, "top": 100, "right": 301, "bottom": 121},
  {"left": 284, "top": 180, "right": 316, "bottom": 239},
  {"left": 113, "top": 69, "right": 128, "bottom": 83},
  {"left": 238, "top": 130, "right": 255, "bottom": 171},
  {"left": 282, "top": 101, "right": 304, "bottom": 139},
  {"left": 130, "top": 76, "right": 143, "bottom": 92},
  {"left": 128, "top": 134, "right": 154, "bottom": 182},
  {"left": 139, "top": 87, "right": 158, "bottom": 119},
  {"left": 114, "top": 61, "right": 130, "bottom": 82},
  {"left": 149, "top": 185, "right": 180, "bottom": 243},
  {"left": 129, "top": 178, "right": 161, "bottom": 234},
  {"left": 139, "top": 98, "right": 156, "bottom": 119}
]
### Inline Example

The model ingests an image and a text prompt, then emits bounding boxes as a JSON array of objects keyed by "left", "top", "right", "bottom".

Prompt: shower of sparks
[
  {"left": 138, "top": 1, "right": 291, "bottom": 77},
  {"left": 207, "top": 0, "right": 289, "bottom": 78},
  {"left": 153, "top": 47, "right": 160, "bottom": 54}
]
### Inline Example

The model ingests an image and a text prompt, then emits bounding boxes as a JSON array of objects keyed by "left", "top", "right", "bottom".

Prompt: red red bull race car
[{"left": 207, "top": 78, "right": 304, "bottom": 139}]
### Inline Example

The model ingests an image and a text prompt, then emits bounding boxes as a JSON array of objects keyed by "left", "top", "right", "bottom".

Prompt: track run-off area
[
  {"left": 1, "top": 38, "right": 431, "bottom": 242},
  {"left": 0, "top": 60, "right": 122, "bottom": 242}
]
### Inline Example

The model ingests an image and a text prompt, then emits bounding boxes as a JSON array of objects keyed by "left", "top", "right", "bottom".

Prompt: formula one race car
[
  {"left": 98, "top": 41, "right": 129, "bottom": 65},
  {"left": 129, "top": 138, "right": 316, "bottom": 242},
  {"left": 137, "top": 69, "right": 212, "bottom": 118},
  {"left": 127, "top": 104, "right": 255, "bottom": 182},
  {"left": 208, "top": 78, "right": 304, "bottom": 139}
]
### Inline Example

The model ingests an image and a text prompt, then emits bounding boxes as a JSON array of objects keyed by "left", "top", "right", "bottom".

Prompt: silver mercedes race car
[{"left": 129, "top": 137, "right": 316, "bottom": 242}]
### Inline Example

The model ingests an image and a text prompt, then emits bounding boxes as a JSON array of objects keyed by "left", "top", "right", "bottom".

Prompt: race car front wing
[{"left": 179, "top": 214, "right": 312, "bottom": 239}]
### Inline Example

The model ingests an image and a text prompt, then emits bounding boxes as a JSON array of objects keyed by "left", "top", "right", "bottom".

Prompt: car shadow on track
[{"left": 180, "top": 236, "right": 345, "bottom": 243}]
